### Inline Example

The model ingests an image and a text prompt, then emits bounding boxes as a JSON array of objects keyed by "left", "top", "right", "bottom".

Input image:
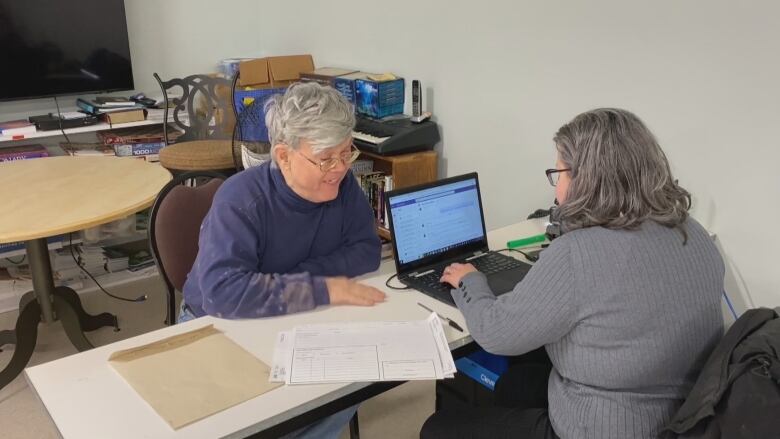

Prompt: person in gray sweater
[{"left": 421, "top": 108, "right": 724, "bottom": 439}]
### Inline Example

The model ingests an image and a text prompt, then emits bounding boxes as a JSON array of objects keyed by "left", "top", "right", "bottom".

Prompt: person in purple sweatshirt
[{"left": 180, "top": 82, "right": 385, "bottom": 438}]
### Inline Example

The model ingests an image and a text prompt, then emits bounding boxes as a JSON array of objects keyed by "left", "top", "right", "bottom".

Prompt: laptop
[{"left": 385, "top": 172, "right": 532, "bottom": 305}]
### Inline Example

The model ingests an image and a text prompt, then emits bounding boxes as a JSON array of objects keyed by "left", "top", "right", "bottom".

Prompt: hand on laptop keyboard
[{"left": 440, "top": 262, "right": 478, "bottom": 288}]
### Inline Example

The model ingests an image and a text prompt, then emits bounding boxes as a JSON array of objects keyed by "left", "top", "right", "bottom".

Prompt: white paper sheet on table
[{"left": 270, "top": 313, "right": 456, "bottom": 384}]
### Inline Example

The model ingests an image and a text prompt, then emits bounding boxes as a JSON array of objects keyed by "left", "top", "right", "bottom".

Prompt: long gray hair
[
  {"left": 553, "top": 108, "right": 691, "bottom": 234},
  {"left": 264, "top": 82, "right": 355, "bottom": 162}
]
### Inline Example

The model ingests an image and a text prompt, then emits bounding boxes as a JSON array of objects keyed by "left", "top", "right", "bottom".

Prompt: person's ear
[{"left": 275, "top": 144, "right": 291, "bottom": 169}]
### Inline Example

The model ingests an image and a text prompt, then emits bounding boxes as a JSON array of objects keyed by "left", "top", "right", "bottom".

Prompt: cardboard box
[
  {"left": 300, "top": 67, "right": 359, "bottom": 87},
  {"left": 333, "top": 72, "right": 372, "bottom": 104},
  {"left": 355, "top": 76, "right": 405, "bottom": 118},
  {"left": 238, "top": 54, "right": 315, "bottom": 88}
]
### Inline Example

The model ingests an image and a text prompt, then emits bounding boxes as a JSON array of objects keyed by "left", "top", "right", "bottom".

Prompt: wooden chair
[
  {"left": 148, "top": 171, "right": 225, "bottom": 325},
  {"left": 153, "top": 73, "right": 236, "bottom": 174}
]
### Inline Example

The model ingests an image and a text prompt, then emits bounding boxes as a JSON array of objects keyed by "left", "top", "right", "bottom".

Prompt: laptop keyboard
[{"left": 407, "top": 253, "right": 527, "bottom": 293}]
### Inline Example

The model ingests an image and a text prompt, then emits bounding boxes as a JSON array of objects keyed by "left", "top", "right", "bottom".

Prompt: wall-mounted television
[{"left": 0, "top": 0, "right": 134, "bottom": 102}]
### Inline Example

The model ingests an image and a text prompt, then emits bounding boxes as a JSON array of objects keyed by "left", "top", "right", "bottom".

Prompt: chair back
[
  {"left": 148, "top": 171, "right": 225, "bottom": 324},
  {"left": 153, "top": 73, "right": 234, "bottom": 145}
]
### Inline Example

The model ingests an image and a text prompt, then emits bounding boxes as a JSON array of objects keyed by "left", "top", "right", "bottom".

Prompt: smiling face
[{"left": 276, "top": 137, "right": 354, "bottom": 203}]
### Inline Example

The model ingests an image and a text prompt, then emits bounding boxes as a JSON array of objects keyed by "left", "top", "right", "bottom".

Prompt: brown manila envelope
[{"left": 109, "top": 324, "right": 282, "bottom": 429}]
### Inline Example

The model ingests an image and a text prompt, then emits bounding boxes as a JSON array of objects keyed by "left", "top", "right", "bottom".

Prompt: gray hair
[
  {"left": 264, "top": 82, "right": 355, "bottom": 162},
  {"left": 553, "top": 108, "right": 691, "bottom": 234}
]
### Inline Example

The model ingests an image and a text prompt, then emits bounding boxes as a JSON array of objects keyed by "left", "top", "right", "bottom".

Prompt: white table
[{"left": 25, "top": 219, "right": 547, "bottom": 439}]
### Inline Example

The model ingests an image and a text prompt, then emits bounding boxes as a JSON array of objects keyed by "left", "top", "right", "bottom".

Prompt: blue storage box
[
  {"left": 233, "top": 87, "right": 286, "bottom": 142},
  {"left": 454, "top": 349, "right": 509, "bottom": 390},
  {"left": 354, "top": 77, "right": 404, "bottom": 118}
]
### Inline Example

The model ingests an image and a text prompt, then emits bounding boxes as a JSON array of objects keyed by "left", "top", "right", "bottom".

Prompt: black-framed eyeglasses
[
  {"left": 545, "top": 168, "right": 571, "bottom": 186},
  {"left": 297, "top": 144, "right": 361, "bottom": 173}
]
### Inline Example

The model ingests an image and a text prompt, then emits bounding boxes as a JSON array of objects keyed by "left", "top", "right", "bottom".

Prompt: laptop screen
[{"left": 386, "top": 173, "right": 489, "bottom": 273}]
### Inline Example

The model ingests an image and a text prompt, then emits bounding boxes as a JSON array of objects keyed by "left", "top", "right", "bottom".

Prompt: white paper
[
  {"left": 273, "top": 314, "right": 456, "bottom": 385},
  {"left": 269, "top": 331, "right": 292, "bottom": 383}
]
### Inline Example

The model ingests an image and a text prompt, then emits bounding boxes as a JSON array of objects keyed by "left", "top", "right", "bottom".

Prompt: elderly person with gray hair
[
  {"left": 181, "top": 81, "right": 384, "bottom": 320},
  {"left": 424, "top": 108, "right": 724, "bottom": 439},
  {"left": 181, "top": 82, "right": 382, "bottom": 437}
]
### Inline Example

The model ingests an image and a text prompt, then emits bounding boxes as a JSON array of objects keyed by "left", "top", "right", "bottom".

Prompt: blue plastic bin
[{"left": 233, "top": 87, "right": 285, "bottom": 142}]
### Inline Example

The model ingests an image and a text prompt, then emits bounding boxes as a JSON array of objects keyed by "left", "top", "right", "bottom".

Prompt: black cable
[
  {"left": 385, "top": 273, "right": 411, "bottom": 290},
  {"left": 497, "top": 247, "right": 542, "bottom": 263},
  {"left": 53, "top": 96, "right": 72, "bottom": 145},
  {"left": 67, "top": 233, "right": 147, "bottom": 303},
  {"left": 4, "top": 255, "right": 26, "bottom": 264}
]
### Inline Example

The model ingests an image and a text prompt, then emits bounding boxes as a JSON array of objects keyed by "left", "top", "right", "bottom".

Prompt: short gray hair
[
  {"left": 264, "top": 82, "right": 355, "bottom": 161},
  {"left": 553, "top": 108, "right": 691, "bottom": 234}
]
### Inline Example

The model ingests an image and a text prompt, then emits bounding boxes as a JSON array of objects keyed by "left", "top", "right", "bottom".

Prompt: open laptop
[{"left": 385, "top": 172, "right": 532, "bottom": 305}]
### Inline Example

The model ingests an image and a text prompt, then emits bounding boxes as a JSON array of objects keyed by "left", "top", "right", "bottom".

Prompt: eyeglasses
[
  {"left": 297, "top": 144, "right": 361, "bottom": 173},
  {"left": 545, "top": 168, "right": 571, "bottom": 186}
]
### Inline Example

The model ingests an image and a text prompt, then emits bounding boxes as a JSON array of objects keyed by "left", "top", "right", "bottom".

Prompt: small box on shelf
[{"left": 355, "top": 76, "right": 405, "bottom": 118}]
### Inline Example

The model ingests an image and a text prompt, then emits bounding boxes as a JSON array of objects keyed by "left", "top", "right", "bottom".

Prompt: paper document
[{"left": 271, "top": 314, "right": 456, "bottom": 385}]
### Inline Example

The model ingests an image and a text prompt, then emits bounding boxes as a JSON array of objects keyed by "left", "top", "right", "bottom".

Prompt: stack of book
[
  {"left": 0, "top": 144, "right": 49, "bottom": 162},
  {"left": 97, "top": 125, "right": 177, "bottom": 162},
  {"left": 0, "top": 119, "right": 36, "bottom": 138},
  {"left": 357, "top": 172, "right": 394, "bottom": 228},
  {"left": 76, "top": 97, "right": 147, "bottom": 125}
]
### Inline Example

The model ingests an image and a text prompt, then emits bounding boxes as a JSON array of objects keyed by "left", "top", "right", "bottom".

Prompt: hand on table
[
  {"left": 440, "top": 262, "right": 478, "bottom": 288},
  {"left": 326, "top": 277, "right": 386, "bottom": 306}
]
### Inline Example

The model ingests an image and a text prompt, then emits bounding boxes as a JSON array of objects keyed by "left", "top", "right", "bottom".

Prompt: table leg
[
  {"left": 0, "top": 299, "right": 41, "bottom": 389},
  {"left": 0, "top": 239, "right": 119, "bottom": 390},
  {"left": 53, "top": 286, "right": 118, "bottom": 342},
  {"left": 26, "top": 239, "right": 56, "bottom": 323}
]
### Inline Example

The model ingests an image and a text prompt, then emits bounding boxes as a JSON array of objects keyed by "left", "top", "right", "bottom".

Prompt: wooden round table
[{"left": 0, "top": 156, "right": 171, "bottom": 389}]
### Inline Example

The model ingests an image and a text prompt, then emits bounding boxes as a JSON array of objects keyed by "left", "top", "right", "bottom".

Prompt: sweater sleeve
[
  {"left": 290, "top": 174, "right": 381, "bottom": 277},
  {"left": 452, "top": 238, "right": 577, "bottom": 356},
  {"left": 191, "top": 197, "right": 329, "bottom": 319}
]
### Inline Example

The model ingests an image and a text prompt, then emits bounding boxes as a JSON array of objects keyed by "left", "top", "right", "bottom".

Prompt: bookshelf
[
  {"left": 357, "top": 150, "right": 438, "bottom": 240},
  {"left": 0, "top": 109, "right": 174, "bottom": 144}
]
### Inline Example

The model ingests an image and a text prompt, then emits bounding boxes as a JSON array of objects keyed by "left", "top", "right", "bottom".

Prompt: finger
[
  {"left": 440, "top": 274, "right": 456, "bottom": 287},
  {"left": 350, "top": 295, "right": 379, "bottom": 306}
]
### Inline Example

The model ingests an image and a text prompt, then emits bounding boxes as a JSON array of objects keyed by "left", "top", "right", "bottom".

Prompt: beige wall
[{"left": 2, "top": 0, "right": 778, "bottom": 309}]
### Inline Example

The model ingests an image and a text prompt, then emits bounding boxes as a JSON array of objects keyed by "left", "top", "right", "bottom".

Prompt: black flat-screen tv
[{"left": 0, "top": 0, "right": 134, "bottom": 102}]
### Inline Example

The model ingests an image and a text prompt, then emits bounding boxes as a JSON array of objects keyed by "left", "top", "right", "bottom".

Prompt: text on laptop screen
[{"left": 388, "top": 178, "right": 485, "bottom": 265}]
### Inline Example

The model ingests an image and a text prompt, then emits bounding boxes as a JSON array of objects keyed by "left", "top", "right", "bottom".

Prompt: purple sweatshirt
[{"left": 182, "top": 161, "right": 381, "bottom": 318}]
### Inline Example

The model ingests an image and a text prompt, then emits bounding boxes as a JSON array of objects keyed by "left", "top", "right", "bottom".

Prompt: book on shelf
[
  {"left": 0, "top": 235, "right": 65, "bottom": 258},
  {"left": 94, "top": 96, "right": 135, "bottom": 106},
  {"left": 0, "top": 119, "right": 36, "bottom": 136},
  {"left": 76, "top": 98, "right": 144, "bottom": 115},
  {"left": 357, "top": 172, "right": 393, "bottom": 228},
  {"left": 97, "top": 125, "right": 176, "bottom": 145},
  {"left": 113, "top": 141, "right": 166, "bottom": 157},
  {"left": 61, "top": 142, "right": 115, "bottom": 157},
  {"left": 101, "top": 108, "right": 147, "bottom": 125},
  {"left": 0, "top": 144, "right": 49, "bottom": 162}
]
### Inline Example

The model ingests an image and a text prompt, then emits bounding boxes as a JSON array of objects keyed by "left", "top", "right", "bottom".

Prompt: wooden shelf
[
  {"left": 358, "top": 150, "right": 438, "bottom": 242},
  {"left": 359, "top": 150, "right": 437, "bottom": 190},
  {"left": 0, "top": 109, "right": 176, "bottom": 144}
]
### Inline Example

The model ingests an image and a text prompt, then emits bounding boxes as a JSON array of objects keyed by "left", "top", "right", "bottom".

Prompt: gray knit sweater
[{"left": 453, "top": 219, "right": 724, "bottom": 439}]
